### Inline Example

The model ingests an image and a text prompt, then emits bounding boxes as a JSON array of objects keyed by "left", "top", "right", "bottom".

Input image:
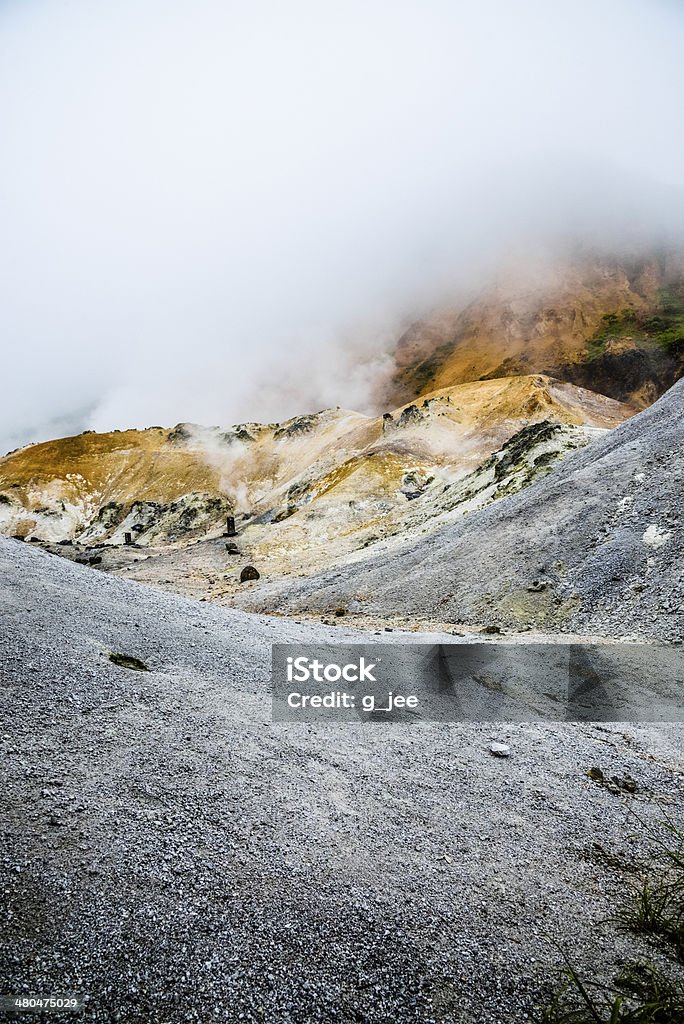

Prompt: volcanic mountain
[
  {"left": 0, "top": 375, "right": 629, "bottom": 599},
  {"left": 1, "top": 248, "right": 683, "bottom": 621},
  {"left": 382, "top": 250, "right": 684, "bottom": 409}
]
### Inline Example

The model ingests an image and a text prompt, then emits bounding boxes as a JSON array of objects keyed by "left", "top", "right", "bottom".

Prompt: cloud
[{"left": 1, "top": 0, "right": 684, "bottom": 452}]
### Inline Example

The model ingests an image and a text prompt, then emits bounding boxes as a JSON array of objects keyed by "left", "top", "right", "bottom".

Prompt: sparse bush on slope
[{"left": 543, "top": 817, "right": 684, "bottom": 1024}]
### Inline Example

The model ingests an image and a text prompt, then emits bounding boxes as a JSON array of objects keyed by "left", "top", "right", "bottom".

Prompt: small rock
[
  {"left": 490, "top": 742, "right": 511, "bottom": 758},
  {"left": 240, "top": 565, "right": 260, "bottom": 582},
  {"left": 108, "top": 652, "right": 150, "bottom": 672}
]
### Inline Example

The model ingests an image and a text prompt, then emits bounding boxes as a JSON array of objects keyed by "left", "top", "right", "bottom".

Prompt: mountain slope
[
  {"left": 383, "top": 251, "right": 684, "bottom": 409},
  {"left": 2, "top": 536, "right": 684, "bottom": 1023},
  {"left": 0, "top": 377, "right": 629, "bottom": 594},
  {"left": 236, "top": 378, "right": 684, "bottom": 640}
]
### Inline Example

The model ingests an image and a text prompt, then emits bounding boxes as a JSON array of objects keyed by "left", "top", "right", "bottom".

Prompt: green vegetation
[
  {"left": 543, "top": 818, "right": 684, "bottom": 1023},
  {"left": 586, "top": 287, "right": 684, "bottom": 362},
  {"left": 543, "top": 960, "right": 684, "bottom": 1023},
  {"left": 630, "top": 821, "right": 684, "bottom": 963}
]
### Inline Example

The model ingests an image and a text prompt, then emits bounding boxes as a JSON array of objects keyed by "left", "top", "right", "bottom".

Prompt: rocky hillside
[
  {"left": 384, "top": 250, "right": 684, "bottom": 409},
  {"left": 3, "top": 248, "right": 682, "bottom": 623},
  {"left": 0, "top": 376, "right": 628, "bottom": 593},
  {"left": 239, "top": 378, "right": 684, "bottom": 640}
]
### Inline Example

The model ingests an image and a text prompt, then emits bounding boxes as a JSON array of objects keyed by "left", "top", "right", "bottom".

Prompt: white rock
[
  {"left": 642, "top": 524, "right": 671, "bottom": 549},
  {"left": 490, "top": 742, "right": 511, "bottom": 758}
]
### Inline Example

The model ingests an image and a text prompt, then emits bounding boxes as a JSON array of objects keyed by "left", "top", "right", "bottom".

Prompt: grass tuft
[
  {"left": 542, "top": 819, "right": 684, "bottom": 1023},
  {"left": 627, "top": 822, "right": 684, "bottom": 963}
]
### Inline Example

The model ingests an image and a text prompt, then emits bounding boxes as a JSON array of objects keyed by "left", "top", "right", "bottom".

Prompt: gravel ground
[
  {"left": 235, "top": 379, "right": 684, "bottom": 641},
  {"left": 2, "top": 537, "right": 684, "bottom": 1023}
]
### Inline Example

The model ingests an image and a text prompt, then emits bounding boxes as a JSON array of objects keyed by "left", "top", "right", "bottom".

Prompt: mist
[{"left": 2, "top": 0, "right": 684, "bottom": 453}]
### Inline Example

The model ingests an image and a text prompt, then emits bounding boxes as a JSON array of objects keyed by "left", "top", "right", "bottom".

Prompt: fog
[{"left": 2, "top": 0, "right": 684, "bottom": 452}]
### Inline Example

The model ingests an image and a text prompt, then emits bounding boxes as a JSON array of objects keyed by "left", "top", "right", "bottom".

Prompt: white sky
[{"left": 1, "top": 0, "right": 684, "bottom": 451}]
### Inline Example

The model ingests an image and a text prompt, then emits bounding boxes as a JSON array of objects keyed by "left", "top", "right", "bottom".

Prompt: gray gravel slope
[
  {"left": 2, "top": 538, "right": 684, "bottom": 1023},
  {"left": 236, "top": 379, "right": 684, "bottom": 640}
]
